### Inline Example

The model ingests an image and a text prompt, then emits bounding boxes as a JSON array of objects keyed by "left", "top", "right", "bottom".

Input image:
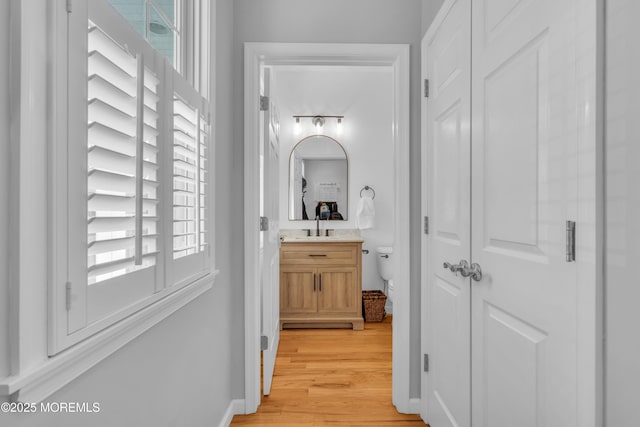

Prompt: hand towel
[{"left": 356, "top": 195, "right": 375, "bottom": 230}]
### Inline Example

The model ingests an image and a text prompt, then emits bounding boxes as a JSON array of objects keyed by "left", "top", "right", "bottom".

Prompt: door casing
[{"left": 243, "top": 42, "right": 411, "bottom": 414}]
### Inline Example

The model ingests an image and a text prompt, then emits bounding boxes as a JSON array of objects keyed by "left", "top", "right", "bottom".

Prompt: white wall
[
  {"left": 0, "top": 0, "right": 10, "bottom": 381},
  {"left": 2, "top": 1, "right": 239, "bottom": 425},
  {"left": 275, "top": 66, "right": 395, "bottom": 292},
  {"left": 422, "top": 0, "right": 446, "bottom": 34},
  {"left": 606, "top": 1, "right": 640, "bottom": 425}
]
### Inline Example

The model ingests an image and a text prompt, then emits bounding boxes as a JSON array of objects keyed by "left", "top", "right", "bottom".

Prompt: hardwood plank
[{"left": 231, "top": 316, "right": 428, "bottom": 426}]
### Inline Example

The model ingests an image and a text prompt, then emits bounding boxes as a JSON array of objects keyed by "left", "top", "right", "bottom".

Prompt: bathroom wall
[{"left": 275, "top": 66, "right": 395, "bottom": 292}]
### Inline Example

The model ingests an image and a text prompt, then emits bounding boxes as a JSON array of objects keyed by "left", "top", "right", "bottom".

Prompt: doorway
[{"left": 243, "top": 43, "right": 412, "bottom": 414}]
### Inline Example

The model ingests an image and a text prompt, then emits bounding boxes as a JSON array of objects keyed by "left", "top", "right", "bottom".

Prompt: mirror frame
[{"left": 288, "top": 134, "right": 349, "bottom": 221}]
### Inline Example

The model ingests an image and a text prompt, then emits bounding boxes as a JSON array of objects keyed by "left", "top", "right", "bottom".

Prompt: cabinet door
[
  {"left": 317, "top": 267, "right": 358, "bottom": 314},
  {"left": 280, "top": 267, "right": 317, "bottom": 314}
]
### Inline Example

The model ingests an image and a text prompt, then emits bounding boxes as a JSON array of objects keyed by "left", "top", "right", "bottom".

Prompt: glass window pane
[
  {"left": 107, "top": 0, "right": 178, "bottom": 68},
  {"left": 148, "top": 4, "right": 176, "bottom": 65},
  {"left": 152, "top": 0, "right": 176, "bottom": 25}
]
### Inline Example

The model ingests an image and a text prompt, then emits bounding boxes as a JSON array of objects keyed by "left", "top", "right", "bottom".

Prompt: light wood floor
[{"left": 231, "top": 316, "right": 428, "bottom": 427}]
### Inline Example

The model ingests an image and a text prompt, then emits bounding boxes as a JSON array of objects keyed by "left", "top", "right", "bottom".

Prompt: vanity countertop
[
  {"left": 279, "top": 229, "right": 364, "bottom": 243},
  {"left": 281, "top": 235, "right": 364, "bottom": 243}
]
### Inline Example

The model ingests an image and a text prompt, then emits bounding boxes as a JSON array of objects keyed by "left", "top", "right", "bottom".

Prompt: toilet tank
[{"left": 376, "top": 246, "right": 394, "bottom": 281}]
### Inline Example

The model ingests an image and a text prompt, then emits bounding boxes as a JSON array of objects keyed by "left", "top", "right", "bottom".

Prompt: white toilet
[{"left": 376, "top": 246, "right": 394, "bottom": 313}]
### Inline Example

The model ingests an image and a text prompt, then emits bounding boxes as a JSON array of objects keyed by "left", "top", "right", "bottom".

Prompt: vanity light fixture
[{"left": 292, "top": 115, "right": 345, "bottom": 135}]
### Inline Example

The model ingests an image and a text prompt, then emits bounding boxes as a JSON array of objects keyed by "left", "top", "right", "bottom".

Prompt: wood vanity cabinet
[{"left": 279, "top": 241, "right": 364, "bottom": 330}]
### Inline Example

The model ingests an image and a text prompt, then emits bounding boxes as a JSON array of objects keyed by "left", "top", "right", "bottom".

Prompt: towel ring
[{"left": 360, "top": 186, "right": 376, "bottom": 199}]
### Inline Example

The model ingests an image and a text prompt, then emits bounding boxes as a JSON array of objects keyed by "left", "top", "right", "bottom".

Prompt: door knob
[
  {"left": 443, "top": 260, "right": 469, "bottom": 275},
  {"left": 463, "top": 262, "right": 483, "bottom": 282}
]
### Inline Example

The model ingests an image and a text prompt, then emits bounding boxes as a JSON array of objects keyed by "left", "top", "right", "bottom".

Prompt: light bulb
[
  {"left": 336, "top": 118, "right": 343, "bottom": 136},
  {"left": 312, "top": 116, "right": 325, "bottom": 133},
  {"left": 294, "top": 117, "right": 301, "bottom": 135}
]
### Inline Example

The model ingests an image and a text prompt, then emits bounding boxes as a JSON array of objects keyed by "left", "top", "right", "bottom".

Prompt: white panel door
[
  {"left": 471, "top": 0, "right": 579, "bottom": 426},
  {"left": 260, "top": 67, "right": 280, "bottom": 396},
  {"left": 422, "top": 0, "right": 471, "bottom": 426}
]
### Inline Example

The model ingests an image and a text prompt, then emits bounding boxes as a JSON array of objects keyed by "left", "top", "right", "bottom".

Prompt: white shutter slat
[
  {"left": 144, "top": 87, "right": 159, "bottom": 107},
  {"left": 172, "top": 174, "right": 196, "bottom": 186},
  {"left": 88, "top": 98, "right": 136, "bottom": 136},
  {"left": 88, "top": 74, "right": 136, "bottom": 115},
  {"left": 173, "top": 143, "right": 196, "bottom": 161},
  {"left": 89, "top": 193, "right": 157, "bottom": 213},
  {"left": 88, "top": 253, "right": 158, "bottom": 278},
  {"left": 143, "top": 124, "right": 159, "bottom": 142},
  {"left": 173, "top": 100, "right": 196, "bottom": 121},
  {"left": 88, "top": 24, "right": 137, "bottom": 77},
  {"left": 173, "top": 129, "right": 196, "bottom": 148},
  {"left": 88, "top": 235, "right": 158, "bottom": 256},
  {"left": 143, "top": 105, "right": 159, "bottom": 125},
  {"left": 144, "top": 68, "right": 160, "bottom": 87},
  {"left": 88, "top": 51, "right": 137, "bottom": 96},
  {"left": 88, "top": 145, "right": 158, "bottom": 180},
  {"left": 88, "top": 122, "right": 135, "bottom": 155},
  {"left": 88, "top": 216, "right": 157, "bottom": 234},
  {"left": 88, "top": 169, "right": 135, "bottom": 196},
  {"left": 88, "top": 145, "right": 134, "bottom": 175},
  {"left": 174, "top": 158, "right": 196, "bottom": 174},
  {"left": 174, "top": 115, "right": 196, "bottom": 135}
]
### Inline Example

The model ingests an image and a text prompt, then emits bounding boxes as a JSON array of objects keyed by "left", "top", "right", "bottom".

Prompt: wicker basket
[{"left": 362, "top": 290, "right": 387, "bottom": 322}]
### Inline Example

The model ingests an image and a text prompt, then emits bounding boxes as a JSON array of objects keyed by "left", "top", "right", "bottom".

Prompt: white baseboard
[
  {"left": 408, "top": 397, "right": 421, "bottom": 414},
  {"left": 218, "top": 399, "right": 245, "bottom": 427}
]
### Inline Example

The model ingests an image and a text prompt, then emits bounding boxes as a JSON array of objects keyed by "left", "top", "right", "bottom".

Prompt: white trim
[
  {"left": 243, "top": 42, "right": 412, "bottom": 414},
  {"left": 408, "top": 398, "right": 422, "bottom": 414},
  {"left": 0, "top": 272, "right": 217, "bottom": 402},
  {"left": 217, "top": 399, "right": 245, "bottom": 427},
  {"left": 243, "top": 42, "right": 262, "bottom": 414}
]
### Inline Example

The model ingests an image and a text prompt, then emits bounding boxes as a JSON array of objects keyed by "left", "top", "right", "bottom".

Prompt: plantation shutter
[
  {"left": 172, "top": 96, "right": 209, "bottom": 259},
  {"left": 166, "top": 72, "right": 211, "bottom": 287},
  {"left": 55, "top": 0, "right": 212, "bottom": 354},
  {"left": 87, "top": 21, "right": 160, "bottom": 285}
]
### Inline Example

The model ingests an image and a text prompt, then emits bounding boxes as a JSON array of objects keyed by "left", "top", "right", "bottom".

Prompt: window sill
[{"left": 0, "top": 270, "right": 218, "bottom": 402}]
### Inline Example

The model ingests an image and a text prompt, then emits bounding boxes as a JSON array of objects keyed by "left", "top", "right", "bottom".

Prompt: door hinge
[
  {"left": 66, "top": 0, "right": 72, "bottom": 13},
  {"left": 261, "top": 335, "right": 268, "bottom": 351},
  {"left": 566, "top": 220, "right": 576, "bottom": 262},
  {"left": 424, "top": 216, "right": 429, "bottom": 235},
  {"left": 65, "top": 282, "right": 72, "bottom": 311},
  {"left": 260, "top": 96, "right": 269, "bottom": 111},
  {"left": 424, "top": 79, "right": 430, "bottom": 98},
  {"left": 424, "top": 354, "right": 429, "bottom": 372},
  {"left": 260, "top": 216, "right": 269, "bottom": 231}
]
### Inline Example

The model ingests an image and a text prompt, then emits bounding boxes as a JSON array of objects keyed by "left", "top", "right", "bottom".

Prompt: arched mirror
[{"left": 289, "top": 135, "right": 348, "bottom": 220}]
